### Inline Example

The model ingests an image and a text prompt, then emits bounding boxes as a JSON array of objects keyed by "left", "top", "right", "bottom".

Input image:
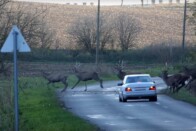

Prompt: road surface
[{"left": 58, "top": 77, "right": 196, "bottom": 131}]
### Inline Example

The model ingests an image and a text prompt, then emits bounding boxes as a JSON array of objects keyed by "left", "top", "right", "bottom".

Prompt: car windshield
[{"left": 125, "top": 76, "right": 152, "bottom": 83}]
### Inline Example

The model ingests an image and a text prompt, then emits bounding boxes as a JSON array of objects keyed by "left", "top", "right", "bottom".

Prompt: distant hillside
[{"left": 11, "top": 1, "right": 196, "bottom": 49}]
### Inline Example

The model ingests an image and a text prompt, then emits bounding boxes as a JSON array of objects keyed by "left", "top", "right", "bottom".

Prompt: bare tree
[
  {"left": 188, "top": 2, "right": 196, "bottom": 35},
  {"left": 0, "top": 3, "right": 57, "bottom": 73},
  {"left": 114, "top": 13, "right": 141, "bottom": 52},
  {"left": 67, "top": 14, "right": 114, "bottom": 55},
  {"left": 71, "top": 63, "right": 103, "bottom": 91},
  {"left": 0, "top": 0, "right": 10, "bottom": 10},
  {"left": 0, "top": 2, "right": 56, "bottom": 49}
]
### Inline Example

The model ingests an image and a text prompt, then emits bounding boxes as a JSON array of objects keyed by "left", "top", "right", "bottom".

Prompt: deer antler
[
  {"left": 113, "top": 60, "right": 126, "bottom": 80},
  {"left": 71, "top": 62, "right": 81, "bottom": 73},
  {"left": 114, "top": 60, "right": 125, "bottom": 71},
  {"left": 75, "top": 61, "right": 81, "bottom": 68}
]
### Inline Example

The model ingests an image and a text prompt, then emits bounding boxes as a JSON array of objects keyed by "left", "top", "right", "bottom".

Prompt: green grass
[
  {"left": 167, "top": 88, "right": 196, "bottom": 106},
  {"left": 0, "top": 77, "right": 14, "bottom": 131},
  {"left": 19, "top": 77, "right": 98, "bottom": 131}
]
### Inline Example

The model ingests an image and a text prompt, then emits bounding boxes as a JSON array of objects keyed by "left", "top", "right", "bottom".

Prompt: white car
[{"left": 118, "top": 74, "right": 157, "bottom": 102}]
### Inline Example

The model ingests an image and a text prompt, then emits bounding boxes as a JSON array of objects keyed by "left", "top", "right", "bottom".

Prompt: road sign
[
  {"left": 0, "top": 25, "right": 31, "bottom": 131},
  {"left": 0, "top": 25, "right": 31, "bottom": 52}
]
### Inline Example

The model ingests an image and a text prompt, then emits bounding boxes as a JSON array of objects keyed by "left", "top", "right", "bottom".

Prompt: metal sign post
[
  {"left": 0, "top": 25, "right": 31, "bottom": 131},
  {"left": 13, "top": 30, "right": 19, "bottom": 131}
]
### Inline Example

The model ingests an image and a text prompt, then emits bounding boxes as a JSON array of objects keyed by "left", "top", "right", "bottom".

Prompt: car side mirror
[{"left": 117, "top": 82, "right": 123, "bottom": 86}]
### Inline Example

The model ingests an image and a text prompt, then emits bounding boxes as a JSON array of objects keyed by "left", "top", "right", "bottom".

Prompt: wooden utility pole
[
  {"left": 182, "top": 0, "right": 187, "bottom": 62},
  {"left": 96, "top": 0, "right": 100, "bottom": 66}
]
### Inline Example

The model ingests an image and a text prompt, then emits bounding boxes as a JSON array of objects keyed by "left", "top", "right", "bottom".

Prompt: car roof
[{"left": 125, "top": 74, "right": 151, "bottom": 77}]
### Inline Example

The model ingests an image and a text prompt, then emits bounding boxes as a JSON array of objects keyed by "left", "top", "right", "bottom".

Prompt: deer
[
  {"left": 41, "top": 71, "right": 68, "bottom": 92},
  {"left": 161, "top": 70, "right": 190, "bottom": 93},
  {"left": 113, "top": 60, "right": 141, "bottom": 80},
  {"left": 174, "top": 72, "right": 190, "bottom": 92},
  {"left": 71, "top": 63, "right": 103, "bottom": 91},
  {"left": 113, "top": 61, "right": 126, "bottom": 80},
  {"left": 186, "top": 79, "right": 196, "bottom": 94},
  {"left": 183, "top": 66, "right": 196, "bottom": 90}
]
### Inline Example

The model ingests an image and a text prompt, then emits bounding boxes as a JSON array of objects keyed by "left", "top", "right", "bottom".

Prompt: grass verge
[
  {"left": 166, "top": 88, "right": 196, "bottom": 106},
  {"left": 19, "top": 77, "right": 98, "bottom": 131}
]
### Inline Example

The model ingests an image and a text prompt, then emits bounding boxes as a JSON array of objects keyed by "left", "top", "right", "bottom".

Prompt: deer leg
[
  {"left": 94, "top": 78, "right": 103, "bottom": 88},
  {"left": 170, "top": 86, "right": 175, "bottom": 93},
  {"left": 171, "top": 86, "right": 174, "bottom": 93},
  {"left": 100, "top": 79, "right": 103, "bottom": 88},
  {"left": 176, "top": 85, "right": 183, "bottom": 93},
  {"left": 185, "top": 79, "right": 193, "bottom": 90},
  {"left": 176, "top": 81, "right": 187, "bottom": 93},
  {"left": 187, "top": 82, "right": 192, "bottom": 91},
  {"left": 166, "top": 86, "right": 170, "bottom": 93},
  {"left": 71, "top": 80, "right": 80, "bottom": 89},
  {"left": 61, "top": 82, "right": 68, "bottom": 92},
  {"left": 84, "top": 82, "right": 87, "bottom": 91},
  {"left": 167, "top": 86, "right": 172, "bottom": 94},
  {"left": 173, "top": 86, "right": 177, "bottom": 93}
]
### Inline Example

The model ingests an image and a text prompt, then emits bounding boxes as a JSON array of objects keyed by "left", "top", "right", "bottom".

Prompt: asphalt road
[{"left": 59, "top": 77, "right": 196, "bottom": 131}]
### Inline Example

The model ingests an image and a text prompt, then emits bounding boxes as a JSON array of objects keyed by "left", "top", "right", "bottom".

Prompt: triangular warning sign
[{"left": 0, "top": 25, "right": 31, "bottom": 53}]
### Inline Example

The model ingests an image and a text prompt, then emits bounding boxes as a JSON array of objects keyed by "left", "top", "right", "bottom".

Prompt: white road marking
[
  {"left": 155, "top": 102, "right": 160, "bottom": 105},
  {"left": 126, "top": 116, "right": 137, "bottom": 120},
  {"left": 87, "top": 114, "right": 105, "bottom": 119},
  {"left": 164, "top": 120, "right": 174, "bottom": 123},
  {"left": 124, "top": 104, "right": 135, "bottom": 107},
  {"left": 105, "top": 122, "right": 117, "bottom": 126}
]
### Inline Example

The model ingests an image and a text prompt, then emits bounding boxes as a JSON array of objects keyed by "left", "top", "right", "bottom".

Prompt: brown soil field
[{"left": 11, "top": 1, "right": 196, "bottom": 48}]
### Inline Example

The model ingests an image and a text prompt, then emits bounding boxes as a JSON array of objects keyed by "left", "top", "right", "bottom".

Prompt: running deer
[
  {"left": 41, "top": 71, "right": 68, "bottom": 92},
  {"left": 71, "top": 63, "right": 103, "bottom": 91},
  {"left": 161, "top": 70, "right": 189, "bottom": 93}
]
